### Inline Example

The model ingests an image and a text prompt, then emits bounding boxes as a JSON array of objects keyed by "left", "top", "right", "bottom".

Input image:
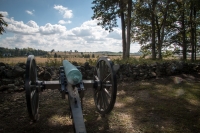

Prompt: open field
[
  {"left": 0, "top": 55, "right": 140, "bottom": 65},
  {"left": 0, "top": 74, "right": 200, "bottom": 133},
  {"left": 0, "top": 57, "right": 91, "bottom": 65}
]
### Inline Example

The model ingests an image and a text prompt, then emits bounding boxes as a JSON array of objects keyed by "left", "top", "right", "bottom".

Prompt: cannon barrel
[
  {"left": 25, "top": 55, "right": 117, "bottom": 133},
  {"left": 63, "top": 60, "right": 82, "bottom": 85}
]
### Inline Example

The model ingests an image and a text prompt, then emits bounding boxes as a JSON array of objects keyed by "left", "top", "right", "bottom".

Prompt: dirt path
[{"left": 0, "top": 74, "right": 200, "bottom": 133}]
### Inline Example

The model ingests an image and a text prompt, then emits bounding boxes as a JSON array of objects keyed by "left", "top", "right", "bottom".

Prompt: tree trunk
[
  {"left": 181, "top": 3, "right": 186, "bottom": 60},
  {"left": 151, "top": 0, "right": 157, "bottom": 60},
  {"left": 120, "top": 0, "right": 126, "bottom": 59},
  {"left": 190, "top": 1, "right": 194, "bottom": 61},
  {"left": 125, "top": 0, "right": 132, "bottom": 59},
  {"left": 194, "top": 6, "right": 196, "bottom": 60},
  {"left": 158, "top": 0, "right": 170, "bottom": 59},
  {"left": 156, "top": 16, "right": 161, "bottom": 59}
]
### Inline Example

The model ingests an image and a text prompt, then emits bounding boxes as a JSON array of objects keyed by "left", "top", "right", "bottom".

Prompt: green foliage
[
  {"left": 92, "top": 54, "right": 95, "bottom": 58},
  {"left": 50, "top": 49, "right": 55, "bottom": 53},
  {"left": 162, "top": 50, "right": 174, "bottom": 59},
  {"left": 139, "top": 45, "right": 151, "bottom": 59},
  {"left": 0, "top": 47, "right": 48, "bottom": 57},
  {"left": 54, "top": 53, "right": 57, "bottom": 58},
  {"left": 131, "top": 0, "right": 200, "bottom": 61},
  {"left": 112, "top": 57, "right": 181, "bottom": 65},
  {"left": 86, "top": 58, "right": 97, "bottom": 66},
  {"left": 91, "top": 0, "right": 119, "bottom": 32},
  {"left": 45, "top": 57, "right": 63, "bottom": 67},
  {"left": 83, "top": 54, "right": 90, "bottom": 58},
  {"left": 113, "top": 57, "right": 140, "bottom": 65},
  {"left": 0, "top": 13, "right": 8, "bottom": 35}
]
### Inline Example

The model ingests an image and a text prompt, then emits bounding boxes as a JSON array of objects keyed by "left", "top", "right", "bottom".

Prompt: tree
[
  {"left": 92, "top": 53, "right": 95, "bottom": 58},
  {"left": 188, "top": 0, "right": 200, "bottom": 61},
  {"left": 0, "top": 14, "right": 8, "bottom": 35},
  {"left": 169, "top": 0, "right": 200, "bottom": 61},
  {"left": 92, "top": 0, "right": 132, "bottom": 59},
  {"left": 125, "top": 0, "right": 132, "bottom": 58},
  {"left": 50, "top": 49, "right": 54, "bottom": 53},
  {"left": 155, "top": 0, "right": 171, "bottom": 59},
  {"left": 150, "top": 0, "right": 157, "bottom": 60},
  {"left": 132, "top": 0, "right": 175, "bottom": 60},
  {"left": 54, "top": 53, "right": 57, "bottom": 58},
  {"left": 132, "top": 0, "right": 157, "bottom": 59},
  {"left": 172, "top": 0, "right": 187, "bottom": 60}
]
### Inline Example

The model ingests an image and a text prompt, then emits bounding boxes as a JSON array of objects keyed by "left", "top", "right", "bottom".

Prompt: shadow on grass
[
  {"left": 1, "top": 75, "right": 200, "bottom": 133},
  {"left": 116, "top": 77, "right": 200, "bottom": 133},
  {"left": 0, "top": 88, "right": 111, "bottom": 133},
  {"left": 0, "top": 90, "right": 75, "bottom": 133}
]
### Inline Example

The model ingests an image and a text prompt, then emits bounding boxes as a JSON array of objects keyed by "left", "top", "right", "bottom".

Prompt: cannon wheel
[
  {"left": 93, "top": 57, "right": 117, "bottom": 115},
  {"left": 25, "top": 55, "right": 39, "bottom": 121}
]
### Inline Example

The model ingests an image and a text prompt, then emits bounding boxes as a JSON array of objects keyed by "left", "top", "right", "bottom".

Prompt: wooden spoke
[
  {"left": 25, "top": 55, "right": 39, "bottom": 121},
  {"left": 93, "top": 57, "right": 117, "bottom": 115}
]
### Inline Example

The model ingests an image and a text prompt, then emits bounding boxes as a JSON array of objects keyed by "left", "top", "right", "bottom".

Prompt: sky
[{"left": 0, "top": 0, "right": 140, "bottom": 52}]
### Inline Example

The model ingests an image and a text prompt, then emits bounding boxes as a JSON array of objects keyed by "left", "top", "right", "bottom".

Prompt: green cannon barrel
[{"left": 63, "top": 60, "right": 82, "bottom": 85}]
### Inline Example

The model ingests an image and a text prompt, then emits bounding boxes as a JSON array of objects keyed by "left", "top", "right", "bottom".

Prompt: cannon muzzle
[{"left": 63, "top": 60, "right": 82, "bottom": 85}]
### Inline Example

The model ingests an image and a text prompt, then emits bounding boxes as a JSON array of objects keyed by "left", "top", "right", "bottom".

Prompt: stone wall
[
  {"left": 0, "top": 61, "right": 200, "bottom": 93},
  {"left": 118, "top": 61, "right": 200, "bottom": 81},
  {"left": 0, "top": 62, "right": 94, "bottom": 93}
]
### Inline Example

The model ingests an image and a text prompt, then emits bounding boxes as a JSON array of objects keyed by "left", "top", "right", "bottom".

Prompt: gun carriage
[{"left": 25, "top": 55, "right": 119, "bottom": 133}]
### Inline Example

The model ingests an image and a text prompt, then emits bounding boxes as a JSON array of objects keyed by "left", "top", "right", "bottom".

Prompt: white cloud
[
  {"left": 5, "top": 18, "right": 39, "bottom": 34},
  {"left": 27, "top": 20, "right": 39, "bottom": 28},
  {"left": 0, "top": 11, "right": 8, "bottom": 17},
  {"left": 26, "top": 10, "right": 34, "bottom": 15},
  {"left": 58, "top": 20, "right": 71, "bottom": 25},
  {"left": 106, "top": 28, "right": 121, "bottom": 40},
  {"left": 71, "top": 27, "right": 92, "bottom": 37},
  {"left": 54, "top": 5, "right": 73, "bottom": 19},
  {"left": 0, "top": 14, "right": 140, "bottom": 53},
  {"left": 39, "top": 23, "right": 66, "bottom": 35}
]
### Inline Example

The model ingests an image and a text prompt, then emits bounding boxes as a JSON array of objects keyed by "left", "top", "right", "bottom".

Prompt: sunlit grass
[{"left": 48, "top": 114, "right": 70, "bottom": 126}]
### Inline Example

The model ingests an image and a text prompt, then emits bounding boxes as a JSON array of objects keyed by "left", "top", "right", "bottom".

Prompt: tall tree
[
  {"left": 132, "top": 0, "right": 157, "bottom": 59},
  {"left": 119, "top": 0, "right": 127, "bottom": 58},
  {"left": 0, "top": 14, "right": 8, "bottom": 35},
  {"left": 155, "top": 0, "right": 171, "bottom": 59},
  {"left": 150, "top": 0, "right": 157, "bottom": 60},
  {"left": 179, "top": 0, "right": 187, "bottom": 60},
  {"left": 125, "top": 0, "right": 132, "bottom": 58},
  {"left": 92, "top": 0, "right": 132, "bottom": 59},
  {"left": 130, "top": 0, "right": 200, "bottom": 60},
  {"left": 189, "top": 0, "right": 200, "bottom": 61},
  {"left": 190, "top": 0, "right": 195, "bottom": 61}
]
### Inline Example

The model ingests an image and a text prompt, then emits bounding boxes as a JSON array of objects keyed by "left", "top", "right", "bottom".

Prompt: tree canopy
[
  {"left": 0, "top": 14, "right": 8, "bottom": 35},
  {"left": 92, "top": 0, "right": 200, "bottom": 61},
  {"left": 92, "top": 0, "right": 132, "bottom": 59}
]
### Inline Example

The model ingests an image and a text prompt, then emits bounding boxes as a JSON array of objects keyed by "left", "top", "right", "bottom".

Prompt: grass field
[
  {"left": 0, "top": 57, "right": 95, "bottom": 65},
  {"left": 0, "top": 55, "right": 127, "bottom": 65}
]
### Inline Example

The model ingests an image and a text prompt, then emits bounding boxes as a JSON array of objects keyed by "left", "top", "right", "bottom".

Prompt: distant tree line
[
  {"left": 82, "top": 54, "right": 95, "bottom": 58},
  {"left": 0, "top": 47, "right": 48, "bottom": 57}
]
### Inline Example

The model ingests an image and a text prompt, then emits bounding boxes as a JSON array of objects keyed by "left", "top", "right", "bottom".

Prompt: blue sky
[{"left": 0, "top": 0, "right": 140, "bottom": 52}]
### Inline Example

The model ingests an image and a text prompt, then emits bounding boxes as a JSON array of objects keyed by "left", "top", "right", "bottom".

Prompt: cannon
[{"left": 24, "top": 55, "right": 119, "bottom": 133}]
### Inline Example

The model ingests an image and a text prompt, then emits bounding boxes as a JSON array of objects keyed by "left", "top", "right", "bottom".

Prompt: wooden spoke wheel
[
  {"left": 93, "top": 57, "right": 117, "bottom": 115},
  {"left": 25, "top": 55, "right": 39, "bottom": 121}
]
